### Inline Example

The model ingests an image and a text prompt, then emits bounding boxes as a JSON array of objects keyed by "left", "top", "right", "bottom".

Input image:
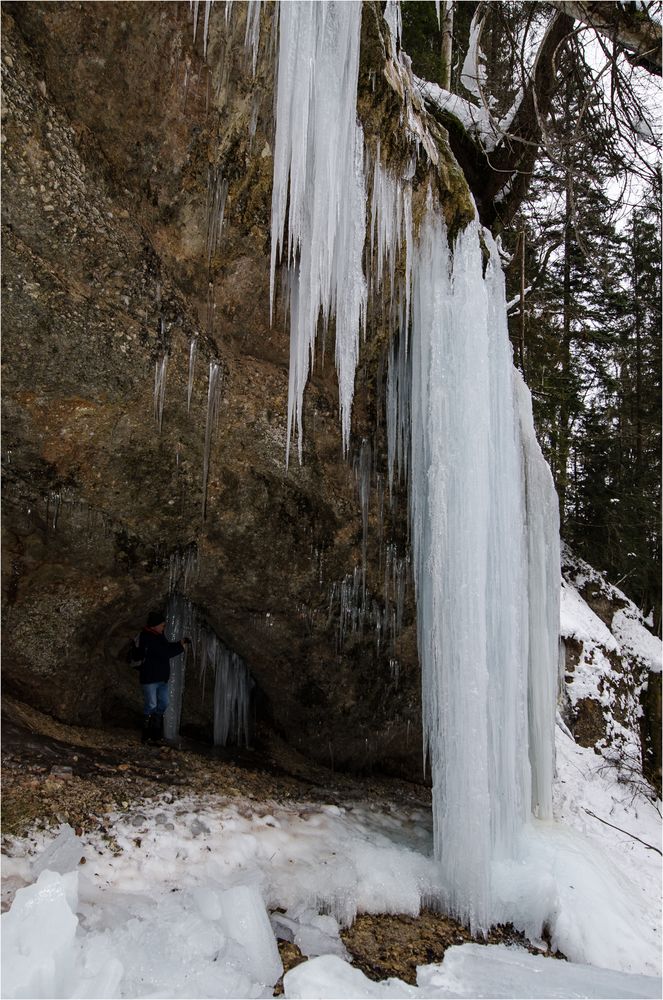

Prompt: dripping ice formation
[
  {"left": 270, "top": 0, "right": 366, "bottom": 462},
  {"left": 154, "top": 350, "right": 168, "bottom": 432},
  {"left": 201, "top": 360, "right": 222, "bottom": 519},
  {"left": 269, "top": 0, "right": 560, "bottom": 932},
  {"left": 211, "top": 645, "right": 253, "bottom": 747},
  {"left": 164, "top": 554, "right": 254, "bottom": 747}
]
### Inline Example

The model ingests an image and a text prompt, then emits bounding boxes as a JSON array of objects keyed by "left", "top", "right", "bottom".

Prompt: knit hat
[{"left": 147, "top": 610, "right": 165, "bottom": 627}]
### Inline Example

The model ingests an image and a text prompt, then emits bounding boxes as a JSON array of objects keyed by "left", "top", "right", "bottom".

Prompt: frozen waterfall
[
  {"left": 410, "top": 205, "right": 559, "bottom": 929},
  {"left": 269, "top": 0, "right": 560, "bottom": 932}
]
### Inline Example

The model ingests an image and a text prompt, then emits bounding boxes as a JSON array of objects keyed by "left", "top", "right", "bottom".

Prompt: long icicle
[{"left": 270, "top": 1, "right": 366, "bottom": 465}]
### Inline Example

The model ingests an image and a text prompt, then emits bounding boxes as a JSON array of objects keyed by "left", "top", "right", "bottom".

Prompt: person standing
[{"left": 130, "top": 610, "right": 191, "bottom": 744}]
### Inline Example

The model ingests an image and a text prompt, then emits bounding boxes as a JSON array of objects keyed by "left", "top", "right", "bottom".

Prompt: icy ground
[{"left": 2, "top": 725, "right": 661, "bottom": 1000}]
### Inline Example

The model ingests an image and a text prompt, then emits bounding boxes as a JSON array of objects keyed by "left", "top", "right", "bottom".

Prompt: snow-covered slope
[{"left": 560, "top": 547, "right": 661, "bottom": 783}]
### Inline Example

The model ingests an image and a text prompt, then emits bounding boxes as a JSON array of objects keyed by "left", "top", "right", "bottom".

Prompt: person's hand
[{"left": 182, "top": 637, "right": 192, "bottom": 646}]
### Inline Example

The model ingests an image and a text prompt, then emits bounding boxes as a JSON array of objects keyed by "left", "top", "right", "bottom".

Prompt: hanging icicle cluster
[
  {"left": 165, "top": 549, "right": 254, "bottom": 747},
  {"left": 270, "top": 1, "right": 367, "bottom": 463}
]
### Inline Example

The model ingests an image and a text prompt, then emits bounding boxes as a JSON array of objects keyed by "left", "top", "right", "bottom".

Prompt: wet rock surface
[{"left": 340, "top": 912, "right": 558, "bottom": 986}]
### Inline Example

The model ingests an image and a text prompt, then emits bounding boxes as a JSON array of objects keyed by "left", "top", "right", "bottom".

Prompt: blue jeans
[{"left": 142, "top": 682, "right": 169, "bottom": 717}]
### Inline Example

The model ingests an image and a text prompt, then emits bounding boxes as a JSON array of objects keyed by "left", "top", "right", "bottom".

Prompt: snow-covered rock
[{"left": 560, "top": 547, "right": 662, "bottom": 788}]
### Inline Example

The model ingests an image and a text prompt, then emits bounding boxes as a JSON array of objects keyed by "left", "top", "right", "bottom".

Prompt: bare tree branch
[
  {"left": 480, "top": 10, "right": 576, "bottom": 229},
  {"left": 547, "top": 0, "right": 662, "bottom": 74},
  {"left": 416, "top": 3, "right": 659, "bottom": 230},
  {"left": 584, "top": 807, "right": 663, "bottom": 855}
]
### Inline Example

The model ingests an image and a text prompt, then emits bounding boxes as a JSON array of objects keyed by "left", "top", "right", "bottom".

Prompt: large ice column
[
  {"left": 514, "top": 371, "right": 561, "bottom": 820},
  {"left": 270, "top": 0, "right": 366, "bottom": 462},
  {"left": 410, "top": 202, "right": 557, "bottom": 931},
  {"left": 482, "top": 230, "right": 533, "bottom": 852},
  {"left": 411, "top": 209, "right": 493, "bottom": 930}
]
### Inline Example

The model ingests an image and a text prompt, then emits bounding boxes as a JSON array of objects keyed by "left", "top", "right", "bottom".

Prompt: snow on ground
[
  {"left": 284, "top": 947, "right": 661, "bottom": 1000},
  {"left": 2, "top": 733, "right": 661, "bottom": 999}
]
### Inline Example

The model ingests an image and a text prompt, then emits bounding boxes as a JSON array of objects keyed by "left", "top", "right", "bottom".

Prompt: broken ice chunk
[{"left": 31, "top": 823, "right": 85, "bottom": 878}]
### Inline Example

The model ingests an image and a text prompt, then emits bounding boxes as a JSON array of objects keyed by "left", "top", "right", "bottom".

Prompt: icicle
[
  {"left": 182, "top": 62, "right": 190, "bottom": 112},
  {"left": 411, "top": 209, "right": 493, "bottom": 929},
  {"left": 484, "top": 231, "right": 560, "bottom": 825},
  {"left": 191, "top": 0, "right": 214, "bottom": 60},
  {"left": 187, "top": 336, "right": 198, "bottom": 413},
  {"left": 169, "top": 545, "right": 199, "bottom": 595},
  {"left": 49, "top": 492, "right": 61, "bottom": 531},
  {"left": 383, "top": 0, "right": 402, "bottom": 49},
  {"left": 163, "top": 587, "right": 253, "bottom": 746},
  {"left": 270, "top": 1, "right": 366, "bottom": 464},
  {"left": 191, "top": 0, "right": 200, "bottom": 43},
  {"left": 513, "top": 369, "right": 560, "bottom": 821},
  {"left": 154, "top": 352, "right": 169, "bottom": 432},
  {"left": 202, "top": 361, "right": 222, "bottom": 519},
  {"left": 249, "top": 93, "right": 260, "bottom": 144},
  {"left": 213, "top": 646, "right": 253, "bottom": 746},
  {"left": 386, "top": 331, "right": 411, "bottom": 494},
  {"left": 268, "top": 0, "right": 561, "bottom": 939},
  {"left": 355, "top": 438, "right": 371, "bottom": 592},
  {"left": 394, "top": 553, "right": 407, "bottom": 634},
  {"left": 206, "top": 167, "right": 229, "bottom": 267},
  {"left": 376, "top": 473, "right": 385, "bottom": 550},
  {"left": 244, "top": 0, "right": 262, "bottom": 76},
  {"left": 206, "top": 280, "right": 216, "bottom": 338},
  {"left": 370, "top": 151, "right": 411, "bottom": 309},
  {"left": 203, "top": 0, "right": 213, "bottom": 60}
]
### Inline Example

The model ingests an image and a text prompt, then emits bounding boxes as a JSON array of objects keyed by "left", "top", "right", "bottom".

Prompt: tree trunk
[
  {"left": 440, "top": 1, "right": 454, "bottom": 92},
  {"left": 557, "top": 168, "right": 573, "bottom": 530},
  {"left": 632, "top": 220, "right": 643, "bottom": 472},
  {"left": 519, "top": 229, "right": 526, "bottom": 375}
]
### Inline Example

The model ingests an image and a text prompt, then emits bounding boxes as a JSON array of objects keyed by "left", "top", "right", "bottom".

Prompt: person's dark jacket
[{"left": 130, "top": 627, "right": 185, "bottom": 684}]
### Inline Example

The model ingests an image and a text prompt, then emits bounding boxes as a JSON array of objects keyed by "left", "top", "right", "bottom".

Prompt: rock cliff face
[
  {"left": 4, "top": 2, "right": 659, "bottom": 789},
  {"left": 2, "top": 2, "right": 472, "bottom": 775}
]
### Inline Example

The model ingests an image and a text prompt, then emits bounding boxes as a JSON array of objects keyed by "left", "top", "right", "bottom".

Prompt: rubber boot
[{"left": 141, "top": 715, "right": 152, "bottom": 744}]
